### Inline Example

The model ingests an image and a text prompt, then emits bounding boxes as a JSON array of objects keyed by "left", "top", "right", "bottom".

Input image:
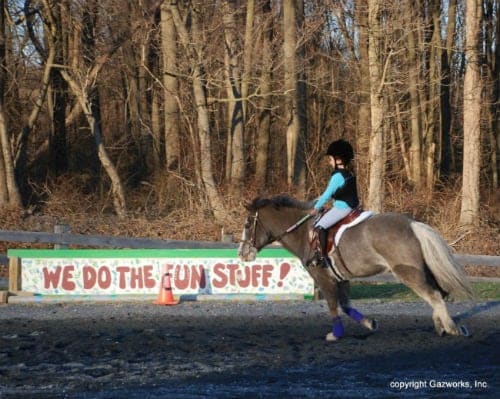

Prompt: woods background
[{"left": 0, "top": 0, "right": 498, "bottom": 255}]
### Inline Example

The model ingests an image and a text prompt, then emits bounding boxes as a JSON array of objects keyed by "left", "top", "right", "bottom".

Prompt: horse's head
[
  {"left": 238, "top": 195, "right": 312, "bottom": 262},
  {"left": 238, "top": 197, "right": 273, "bottom": 261}
]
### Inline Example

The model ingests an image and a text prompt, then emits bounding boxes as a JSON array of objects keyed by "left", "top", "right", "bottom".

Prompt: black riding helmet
[{"left": 326, "top": 139, "right": 354, "bottom": 164}]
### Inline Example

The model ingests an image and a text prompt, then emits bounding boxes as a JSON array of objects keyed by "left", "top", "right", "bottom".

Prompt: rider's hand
[{"left": 309, "top": 208, "right": 318, "bottom": 216}]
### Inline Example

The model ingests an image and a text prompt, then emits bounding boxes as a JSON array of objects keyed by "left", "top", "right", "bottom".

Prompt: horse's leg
[
  {"left": 392, "top": 264, "right": 462, "bottom": 336},
  {"left": 308, "top": 266, "right": 344, "bottom": 341},
  {"left": 338, "top": 281, "right": 378, "bottom": 332}
]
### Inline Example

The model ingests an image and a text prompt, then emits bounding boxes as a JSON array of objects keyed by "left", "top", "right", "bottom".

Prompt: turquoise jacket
[{"left": 314, "top": 171, "right": 350, "bottom": 210}]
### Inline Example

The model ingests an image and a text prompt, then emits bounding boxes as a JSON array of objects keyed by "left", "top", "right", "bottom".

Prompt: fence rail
[
  {"left": 0, "top": 229, "right": 236, "bottom": 251},
  {"left": 454, "top": 254, "right": 500, "bottom": 267}
]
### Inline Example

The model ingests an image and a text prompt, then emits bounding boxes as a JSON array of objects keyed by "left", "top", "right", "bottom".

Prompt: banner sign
[{"left": 8, "top": 249, "right": 314, "bottom": 297}]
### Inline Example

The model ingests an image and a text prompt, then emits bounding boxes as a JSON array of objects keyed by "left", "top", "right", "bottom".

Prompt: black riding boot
[{"left": 317, "top": 227, "right": 329, "bottom": 267}]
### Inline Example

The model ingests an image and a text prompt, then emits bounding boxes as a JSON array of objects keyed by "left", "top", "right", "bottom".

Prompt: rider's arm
[{"left": 314, "top": 173, "right": 345, "bottom": 210}]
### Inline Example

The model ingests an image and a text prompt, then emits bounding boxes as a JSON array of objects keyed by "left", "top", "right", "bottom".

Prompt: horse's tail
[{"left": 410, "top": 221, "right": 473, "bottom": 299}]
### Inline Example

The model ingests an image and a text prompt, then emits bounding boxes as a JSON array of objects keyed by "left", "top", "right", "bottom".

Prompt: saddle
[
  {"left": 309, "top": 208, "right": 374, "bottom": 281},
  {"left": 311, "top": 208, "right": 364, "bottom": 255}
]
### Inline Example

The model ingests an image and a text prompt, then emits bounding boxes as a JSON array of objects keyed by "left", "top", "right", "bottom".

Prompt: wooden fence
[
  {"left": 0, "top": 228, "right": 498, "bottom": 303},
  {"left": 0, "top": 228, "right": 499, "bottom": 268}
]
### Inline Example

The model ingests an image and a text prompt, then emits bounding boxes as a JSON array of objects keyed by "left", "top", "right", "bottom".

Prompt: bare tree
[
  {"left": 439, "top": 0, "right": 457, "bottom": 178},
  {"left": 366, "top": 0, "right": 385, "bottom": 212},
  {"left": 47, "top": 1, "right": 68, "bottom": 175},
  {"left": 424, "top": 0, "right": 441, "bottom": 190},
  {"left": 170, "top": 2, "right": 227, "bottom": 223},
  {"left": 484, "top": 0, "right": 499, "bottom": 187},
  {"left": 241, "top": 0, "right": 255, "bottom": 122},
  {"left": 160, "top": 2, "right": 180, "bottom": 171},
  {"left": 460, "top": 0, "right": 483, "bottom": 226},
  {"left": 59, "top": 0, "right": 128, "bottom": 217},
  {"left": 283, "top": 0, "right": 306, "bottom": 193},
  {"left": 354, "top": 2, "right": 371, "bottom": 200},
  {"left": 122, "top": 1, "right": 149, "bottom": 176},
  {"left": 0, "top": 0, "right": 21, "bottom": 206},
  {"left": 405, "top": 0, "right": 423, "bottom": 189},
  {"left": 222, "top": 0, "right": 245, "bottom": 186},
  {"left": 12, "top": 0, "right": 58, "bottom": 195},
  {"left": 255, "top": 0, "right": 273, "bottom": 188}
]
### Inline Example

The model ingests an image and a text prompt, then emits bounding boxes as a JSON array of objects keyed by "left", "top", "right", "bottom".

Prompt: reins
[
  {"left": 246, "top": 211, "right": 312, "bottom": 249},
  {"left": 244, "top": 209, "right": 353, "bottom": 282},
  {"left": 274, "top": 213, "right": 312, "bottom": 241},
  {"left": 243, "top": 207, "right": 350, "bottom": 282}
]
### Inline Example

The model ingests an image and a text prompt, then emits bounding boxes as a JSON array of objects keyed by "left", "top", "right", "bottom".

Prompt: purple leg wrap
[
  {"left": 332, "top": 316, "right": 344, "bottom": 338},
  {"left": 343, "top": 306, "right": 364, "bottom": 323}
]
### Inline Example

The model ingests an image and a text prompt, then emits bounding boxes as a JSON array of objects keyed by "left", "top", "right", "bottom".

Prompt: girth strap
[{"left": 330, "top": 239, "right": 353, "bottom": 280}]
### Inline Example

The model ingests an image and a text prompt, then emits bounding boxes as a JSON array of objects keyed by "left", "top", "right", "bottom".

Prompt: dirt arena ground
[{"left": 0, "top": 299, "right": 498, "bottom": 399}]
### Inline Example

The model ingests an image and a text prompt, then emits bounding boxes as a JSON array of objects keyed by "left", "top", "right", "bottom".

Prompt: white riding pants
[{"left": 315, "top": 207, "right": 352, "bottom": 229}]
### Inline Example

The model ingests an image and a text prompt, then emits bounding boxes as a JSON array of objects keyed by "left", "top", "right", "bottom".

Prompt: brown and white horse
[{"left": 238, "top": 195, "right": 472, "bottom": 341}]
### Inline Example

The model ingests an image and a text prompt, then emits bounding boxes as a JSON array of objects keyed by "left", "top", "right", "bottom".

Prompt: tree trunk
[
  {"left": 60, "top": 69, "right": 127, "bottom": 218},
  {"left": 0, "top": 0, "right": 21, "bottom": 206},
  {"left": 405, "top": 0, "right": 422, "bottom": 189},
  {"left": 424, "top": 0, "right": 441, "bottom": 191},
  {"left": 223, "top": 0, "right": 245, "bottom": 186},
  {"left": 283, "top": 0, "right": 297, "bottom": 185},
  {"left": 440, "top": 0, "right": 456, "bottom": 177},
  {"left": 48, "top": 1, "right": 68, "bottom": 175},
  {"left": 0, "top": 0, "right": 7, "bottom": 202},
  {"left": 0, "top": 153, "right": 6, "bottom": 203},
  {"left": 150, "top": 86, "right": 162, "bottom": 169},
  {"left": 122, "top": 2, "right": 148, "bottom": 178},
  {"left": 367, "top": 0, "right": 385, "bottom": 212},
  {"left": 459, "top": 0, "right": 482, "bottom": 226},
  {"left": 494, "top": 0, "right": 500, "bottom": 188},
  {"left": 484, "top": 0, "right": 499, "bottom": 187},
  {"left": 13, "top": 0, "right": 59, "bottom": 200},
  {"left": 0, "top": 110, "right": 19, "bottom": 206},
  {"left": 283, "top": 0, "right": 306, "bottom": 193},
  {"left": 170, "top": 3, "right": 227, "bottom": 224},
  {"left": 354, "top": 2, "right": 371, "bottom": 203},
  {"left": 62, "top": 0, "right": 127, "bottom": 218},
  {"left": 241, "top": 0, "right": 254, "bottom": 122},
  {"left": 395, "top": 101, "right": 412, "bottom": 181},
  {"left": 160, "top": 3, "right": 180, "bottom": 171},
  {"left": 255, "top": 0, "right": 273, "bottom": 188},
  {"left": 496, "top": 0, "right": 500, "bottom": 188}
]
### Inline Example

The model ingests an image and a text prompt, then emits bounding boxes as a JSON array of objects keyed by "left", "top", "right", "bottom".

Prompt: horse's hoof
[
  {"left": 433, "top": 319, "right": 446, "bottom": 336},
  {"left": 435, "top": 327, "right": 446, "bottom": 336},
  {"left": 325, "top": 332, "right": 341, "bottom": 342},
  {"left": 459, "top": 325, "right": 470, "bottom": 337},
  {"left": 361, "top": 318, "right": 378, "bottom": 332}
]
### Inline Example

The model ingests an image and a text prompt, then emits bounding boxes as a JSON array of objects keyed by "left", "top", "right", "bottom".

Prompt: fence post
[
  {"left": 220, "top": 228, "right": 233, "bottom": 244},
  {"left": 8, "top": 256, "right": 21, "bottom": 292},
  {"left": 54, "top": 224, "right": 71, "bottom": 249},
  {"left": 221, "top": 233, "right": 233, "bottom": 244}
]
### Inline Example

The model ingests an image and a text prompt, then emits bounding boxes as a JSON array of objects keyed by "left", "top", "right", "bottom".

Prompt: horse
[{"left": 237, "top": 195, "right": 472, "bottom": 341}]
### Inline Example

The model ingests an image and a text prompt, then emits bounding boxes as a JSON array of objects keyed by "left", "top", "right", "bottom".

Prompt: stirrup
[
  {"left": 316, "top": 253, "right": 329, "bottom": 268},
  {"left": 307, "top": 254, "right": 328, "bottom": 268}
]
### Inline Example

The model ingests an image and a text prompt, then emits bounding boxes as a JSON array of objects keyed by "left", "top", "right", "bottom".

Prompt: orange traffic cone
[{"left": 153, "top": 272, "right": 179, "bottom": 305}]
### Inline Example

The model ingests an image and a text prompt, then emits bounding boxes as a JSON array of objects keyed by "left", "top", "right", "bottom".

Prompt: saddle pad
[{"left": 334, "top": 211, "right": 374, "bottom": 245}]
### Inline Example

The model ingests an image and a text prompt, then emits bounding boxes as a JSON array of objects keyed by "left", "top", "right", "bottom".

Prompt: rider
[{"left": 309, "top": 139, "right": 360, "bottom": 264}]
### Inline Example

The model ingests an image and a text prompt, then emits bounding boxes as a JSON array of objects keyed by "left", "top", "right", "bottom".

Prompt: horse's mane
[{"left": 246, "top": 195, "right": 312, "bottom": 211}]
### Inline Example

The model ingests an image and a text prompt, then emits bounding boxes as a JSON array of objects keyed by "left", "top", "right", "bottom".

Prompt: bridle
[
  {"left": 241, "top": 210, "right": 312, "bottom": 251},
  {"left": 242, "top": 210, "right": 272, "bottom": 250}
]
